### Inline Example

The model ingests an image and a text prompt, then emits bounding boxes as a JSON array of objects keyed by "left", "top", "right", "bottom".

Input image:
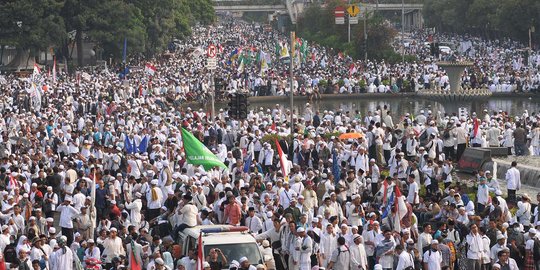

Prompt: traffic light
[
  {"left": 237, "top": 94, "right": 249, "bottom": 119},
  {"left": 228, "top": 94, "right": 238, "bottom": 119}
]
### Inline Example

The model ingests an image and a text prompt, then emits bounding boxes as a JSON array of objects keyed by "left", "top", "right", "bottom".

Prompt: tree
[
  {"left": 0, "top": 0, "right": 65, "bottom": 55},
  {"left": 296, "top": 0, "right": 397, "bottom": 60},
  {"left": 86, "top": 1, "right": 147, "bottom": 60}
]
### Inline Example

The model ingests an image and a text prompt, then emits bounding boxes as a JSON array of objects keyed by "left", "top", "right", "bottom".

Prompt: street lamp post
[{"left": 401, "top": 0, "right": 405, "bottom": 63}]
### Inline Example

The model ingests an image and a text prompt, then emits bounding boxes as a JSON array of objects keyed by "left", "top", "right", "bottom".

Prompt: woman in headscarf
[{"left": 16, "top": 235, "right": 31, "bottom": 255}]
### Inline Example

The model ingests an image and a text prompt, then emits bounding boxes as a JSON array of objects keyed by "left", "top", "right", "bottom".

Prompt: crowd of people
[{"left": 0, "top": 16, "right": 539, "bottom": 270}]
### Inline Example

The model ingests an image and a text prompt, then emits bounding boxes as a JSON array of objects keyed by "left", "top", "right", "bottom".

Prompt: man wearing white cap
[
  {"left": 422, "top": 240, "right": 442, "bottom": 270},
  {"left": 102, "top": 227, "right": 125, "bottom": 267},
  {"left": 465, "top": 223, "right": 486, "bottom": 270},
  {"left": 146, "top": 179, "right": 163, "bottom": 221},
  {"left": 0, "top": 224, "right": 10, "bottom": 252},
  {"left": 56, "top": 196, "right": 80, "bottom": 246},
  {"left": 125, "top": 192, "right": 143, "bottom": 230},
  {"left": 350, "top": 234, "right": 368, "bottom": 270},
  {"left": 43, "top": 186, "right": 58, "bottom": 218},
  {"left": 293, "top": 227, "right": 312, "bottom": 270}
]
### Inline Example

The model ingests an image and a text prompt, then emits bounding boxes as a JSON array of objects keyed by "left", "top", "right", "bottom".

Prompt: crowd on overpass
[{"left": 0, "top": 15, "right": 539, "bottom": 270}]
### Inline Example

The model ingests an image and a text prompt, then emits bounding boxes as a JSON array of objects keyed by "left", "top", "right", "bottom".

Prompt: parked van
[{"left": 178, "top": 225, "right": 264, "bottom": 269}]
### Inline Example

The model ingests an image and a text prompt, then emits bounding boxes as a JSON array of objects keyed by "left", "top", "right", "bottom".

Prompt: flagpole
[
  {"left": 90, "top": 169, "right": 96, "bottom": 240},
  {"left": 289, "top": 31, "right": 295, "bottom": 162}
]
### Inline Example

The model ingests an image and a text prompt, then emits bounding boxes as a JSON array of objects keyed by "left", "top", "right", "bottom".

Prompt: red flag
[
  {"left": 0, "top": 254, "right": 5, "bottom": 270},
  {"left": 196, "top": 232, "right": 204, "bottom": 270},
  {"left": 270, "top": 122, "right": 276, "bottom": 131},
  {"left": 473, "top": 118, "right": 479, "bottom": 138},
  {"left": 130, "top": 245, "right": 142, "bottom": 270},
  {"left": 275, "top": 139, "right": 288, "bottom": 177}
]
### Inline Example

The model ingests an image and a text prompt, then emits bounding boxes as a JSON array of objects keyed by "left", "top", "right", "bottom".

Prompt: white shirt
[
  {"left": 57, "top": 204, "right": 81, "bottom": 229},
  {"left": 505, "top": 167, "right": 521, "bottom": 190},
  {"left": 180, "top": 203, "right": 198, "bottom": 227},
  {"left": 50, "top": 246, "right": 75, "bottom": 270},
  {"left": 397, "top": 251, "right": 415, "bottom": 270},
  {"left": 423, "top": 249, "right": 442, "bottom": 270},
  {"left": 125, "top": 199, "right": 143, "bottom": 227},
  {"left": 407, "top": 182, "right": 419, "bottom": 204},
  {"left": 102, "top": 237, "right": 125, "bottom": 263},
  {"left": 245, "top": 215, "right": 263, "bottom": 234},
  {"left": 146, "top": 186, "right": 163, "bottom": 209}
]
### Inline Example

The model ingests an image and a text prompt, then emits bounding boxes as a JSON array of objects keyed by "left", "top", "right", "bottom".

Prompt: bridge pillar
[{"left": 404, "top": 10, "right": 423, "bottom": 31}]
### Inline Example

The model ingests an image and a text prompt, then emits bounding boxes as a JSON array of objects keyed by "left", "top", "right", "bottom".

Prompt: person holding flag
[{"left": 127, "top": 235, "right": 144, "bottom": 270}]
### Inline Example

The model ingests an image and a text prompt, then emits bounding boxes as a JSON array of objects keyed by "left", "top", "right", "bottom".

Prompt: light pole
[
  {"left": 348, "top": 0, "right": 351, "bottom": 43},
  {"left": 290, "top": 31, "right": 295, "bottom": 146},
  {"left": 363, "top": 6, "right": 368, "bottom": 62},
  {"left": 401, "top": 0, "right": 405, "bottom": 63}
]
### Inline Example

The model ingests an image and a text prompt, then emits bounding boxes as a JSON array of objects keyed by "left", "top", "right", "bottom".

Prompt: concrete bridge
[{"left": 213, "top": 1, "right": 423, "bottom": 29}]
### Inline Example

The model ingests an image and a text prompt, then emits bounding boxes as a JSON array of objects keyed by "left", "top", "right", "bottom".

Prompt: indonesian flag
[
  {"left": 382, "top": 180, "right": 389, "bottom": 204},
  {"left": 52, "top": 57, "right": 57, "bottom": 83},
  {"left": 393, "top": 185, "right": 408, "bottom": 232},
  {"left": 145, "top": 63, "right": 156, "bottom": 76},
  {"left": 275, "top": 139, "right": 289, "bottom": 178},
  {"left": 32, "top": 63, "right": 41, "bottom": 81},
  {"left": 0, "top": 253, "right": 6, "bottom": 270},
  {"left": 472, "top": 118, "right": 480, "bottom": 138},
  {"left": 196, "top": 232, "right": 204, "bottom": 270},
  {"left": 349, "top": 64, "right": 357, "bottom": 76}
]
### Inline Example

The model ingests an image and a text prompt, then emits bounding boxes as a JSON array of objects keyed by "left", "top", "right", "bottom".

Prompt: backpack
[{"left": 533, "top": 238, "right": 540, "bottom": 260}]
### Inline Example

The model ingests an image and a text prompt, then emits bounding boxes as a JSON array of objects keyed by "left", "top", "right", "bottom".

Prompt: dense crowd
[{"left": 0, "top": 16, "right": 540, "bottom": 270}]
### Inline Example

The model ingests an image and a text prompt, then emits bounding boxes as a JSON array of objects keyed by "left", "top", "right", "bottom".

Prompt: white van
[{"left": 178, "top": 225, "right": 264, "bottom": 269}]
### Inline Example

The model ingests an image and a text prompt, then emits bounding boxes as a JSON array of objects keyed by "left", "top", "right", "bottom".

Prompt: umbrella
[{"left": 339, "top": 132, "right": 363, "bottom": 140}]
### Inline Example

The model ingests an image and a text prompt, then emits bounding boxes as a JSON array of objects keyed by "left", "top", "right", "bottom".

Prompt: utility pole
[
  {"left": 290, "top": 31, "right": 295, "bottom": 146},
  {"left": 210, "top": 74, "right": 215, "bottom": 121},
  {"left": 401, "top": 0, "right": 405, "bottom": 63},
  {"left": 348, "top": 0, "right": 351, "bottom": 43},
  {"left": 364, "top": 6, "right": 368, "bottom": 62}
]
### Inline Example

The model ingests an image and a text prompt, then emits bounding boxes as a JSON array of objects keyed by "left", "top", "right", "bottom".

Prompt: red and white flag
[
  {"left": 349, "top": 64, "right": 357, "bottom": 76},
  {"left": 32, "top": 63, "right": 41, "bottom": 81},
  {"left": 393, "top": 185, "right": 408, "bottom": 232},
  {"left": 274, "top": 139, "right": 289, "bottom": 178},
  {"left": 52, "top": 56, "right": 57, "bottom": 83},
  {"left": 472, "top": 118, "right": 479, "bottom": 138},
  {"left": 196, "top": 233, "right": 204, "bottom": 270},
  {"left": 145, "top": 63, "right": 156, "bottom": 76}
]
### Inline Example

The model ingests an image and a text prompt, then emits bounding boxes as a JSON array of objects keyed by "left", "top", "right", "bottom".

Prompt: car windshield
[{"left": 204, "top": 243, "right": 263, "bottom": 268}]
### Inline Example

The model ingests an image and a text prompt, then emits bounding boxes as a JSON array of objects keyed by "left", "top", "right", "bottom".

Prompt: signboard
[
  {"left": 335, "top": 6, "right": 345, "bottom": 25},
  {"left": 347, "top": 4, "right": 360, "bottom": 17},
  {"left": 349, "top": 16, "right": 358, "bottom": 24},
  {"left": 207, "top": 45, "right": 217, "bottom": 58},
  {"left": 457, "top": 148, "right": 491, "bottom": 173},
  {"left": 207, "top": 58, "right": 217, "bottom": 70}
]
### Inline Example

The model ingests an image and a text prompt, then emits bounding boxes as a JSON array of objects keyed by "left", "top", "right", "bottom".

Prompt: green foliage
[
  {"left": 0, "top": 0, "right": 215, "bottom": 63},
  {"left": 296, "top": 0, "right": 397, "bottom": 61},
  {"left": 87, "top": 1, "right": 147, "bottom": 59},
  {"left": 322, "top": 132, "right": 340, "bottom": 140},
  {"left": 424, "top": 0, "right": 539, "bottom": 42},
  {"left": 0, "top": 0, "right": 66, "bottom": 51}
]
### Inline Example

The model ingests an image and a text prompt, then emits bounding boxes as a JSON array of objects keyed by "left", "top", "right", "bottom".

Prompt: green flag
[{"left": 181, "top": 128, "right": 226, "bottom": 170}]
